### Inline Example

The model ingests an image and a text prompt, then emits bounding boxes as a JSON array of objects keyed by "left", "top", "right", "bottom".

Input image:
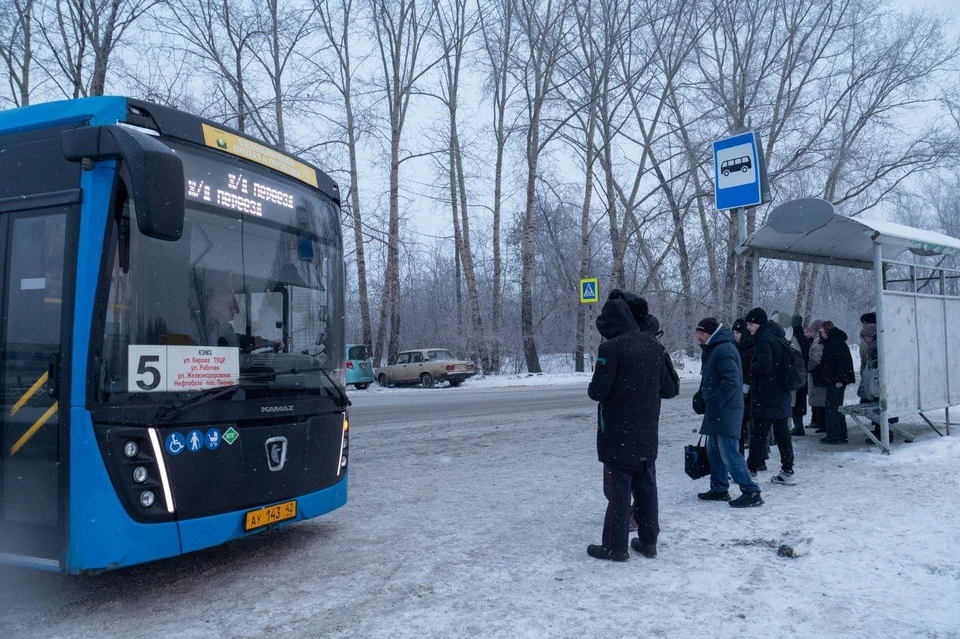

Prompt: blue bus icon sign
[{"left": 713, "top": 132, "right": 770, "bottom": 211}]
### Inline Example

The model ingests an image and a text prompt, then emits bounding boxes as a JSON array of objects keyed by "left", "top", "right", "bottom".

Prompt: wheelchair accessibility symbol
[{"left": 165, "top": 432, "right": 186, "bottom": 456}]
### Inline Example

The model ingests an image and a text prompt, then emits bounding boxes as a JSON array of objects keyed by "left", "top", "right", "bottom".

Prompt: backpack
[{"left": 778, "top": 337, "right": 806, "bottom": 392}]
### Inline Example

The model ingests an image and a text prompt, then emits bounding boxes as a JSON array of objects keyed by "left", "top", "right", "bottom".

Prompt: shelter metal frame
[{"left": 740, "top": 200, "right": 960, "bottom": 454}]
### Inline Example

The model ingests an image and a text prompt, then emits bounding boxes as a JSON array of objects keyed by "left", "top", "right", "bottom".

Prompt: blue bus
[{"left": 0, "top": 97, "right": 349, "bottom": 573}]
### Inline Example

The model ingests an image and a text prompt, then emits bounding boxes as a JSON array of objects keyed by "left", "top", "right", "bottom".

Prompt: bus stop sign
[
  {"left": 579, "top": 278, "right": 599, "bottom": 304},
  {"left": 713, "top": 131, "right": 770, "bottom": 211}
]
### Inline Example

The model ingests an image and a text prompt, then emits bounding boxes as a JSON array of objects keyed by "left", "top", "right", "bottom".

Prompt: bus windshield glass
[{"left": 97, "top": 141, "right": 344, "bottom": 403}]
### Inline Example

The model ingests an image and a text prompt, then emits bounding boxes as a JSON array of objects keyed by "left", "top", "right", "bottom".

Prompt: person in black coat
[
  {"left": 586, "top": 298, "right": 678, "bottom": 561},
  {"left": 695, "top": 318, "right": 763, "bottom": 507},
  {"left": 744, "top": 307, "right": 797, "bottom": 486},
  {"left": 732, "top": 318, "right": 759, "bottom": 458},
  {"left": 790, "top": 314, "right": 812, "bottom": 436},
  {"left": 608, "top": 289, "right": 679, "bottom": 394},
  {"left": 816, "top": 320, "right": 857, "bottom": 444}
]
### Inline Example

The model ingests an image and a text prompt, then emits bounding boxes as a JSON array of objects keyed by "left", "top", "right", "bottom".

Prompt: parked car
[
  {"left": 376, "top": 349, "right": 476, "bottom": 388},
  {"left": 345, "top": 343, "right": 375, "bottom": 390}
]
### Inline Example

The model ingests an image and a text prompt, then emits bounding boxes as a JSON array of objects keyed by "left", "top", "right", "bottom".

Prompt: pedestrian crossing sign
[{"left": 579, "top": 278, "right": 599, "bottom": 304}]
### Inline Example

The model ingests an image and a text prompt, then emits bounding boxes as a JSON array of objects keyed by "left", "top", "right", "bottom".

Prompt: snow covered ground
[
  {"left": 1, "top": 381, "right": 959, "bottom": 638},
  {"left": 364, "top": 351, "right": 701, "bottom": 394}
]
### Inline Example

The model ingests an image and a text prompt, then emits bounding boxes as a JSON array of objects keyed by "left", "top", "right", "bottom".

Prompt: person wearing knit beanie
[
  {"left": 695, "top": 317, "right": 720, "bottom": 340},
  {"left": 745, "top": 307, "right": 767, "bottom": 327}
]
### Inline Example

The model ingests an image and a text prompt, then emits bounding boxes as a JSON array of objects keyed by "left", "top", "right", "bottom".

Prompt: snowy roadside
[
  {"left": 3, "top": 383, "right": 958, "bottom": 638},
  {"left": 361, "top": 352, "right": 701, "bottom": 394}
]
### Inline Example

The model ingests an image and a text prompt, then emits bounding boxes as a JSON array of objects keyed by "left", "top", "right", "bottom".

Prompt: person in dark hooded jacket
[
  {"left": 790, "top": 315, "right": 811, "bottom": 436},
  {"left": 586, "top": 298, "right": 677, "bottom": 562},
  {"left": 744, "top": 307, "right": 797, "bottom": 486},
  {"left": 732, "top": 318, "right": 761, "bottom": 459},
  {"left": 608, "top": 289, "right": 680, "bottom": 397},
  {"left": 816, "top": 321, "right": 857, "bottom": 444},
  {"left": 695, "top": 318, "right": 763, "bottom": 507}
]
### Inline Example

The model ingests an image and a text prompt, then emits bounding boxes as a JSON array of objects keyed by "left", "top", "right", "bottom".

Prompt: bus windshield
[{"left": 97, "top": 142, "right": 344, "bottom": 404}]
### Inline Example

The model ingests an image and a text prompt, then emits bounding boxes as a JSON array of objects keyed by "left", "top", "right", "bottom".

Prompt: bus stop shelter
[{"left": 741, "top": 198, "right": 960, "bottom": 453}]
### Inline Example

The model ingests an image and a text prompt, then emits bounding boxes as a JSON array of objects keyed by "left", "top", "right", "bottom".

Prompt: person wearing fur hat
[
  {"left": 806, "top": 320, "right": 827, "bottom": 432},
  {"left": 744, "top": 307, "right": 797, "bottom": 485}
]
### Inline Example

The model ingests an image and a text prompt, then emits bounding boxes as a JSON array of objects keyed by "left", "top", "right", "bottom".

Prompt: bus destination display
[{"left": 178, "top": 146, "right": 306, "bottom": 220}]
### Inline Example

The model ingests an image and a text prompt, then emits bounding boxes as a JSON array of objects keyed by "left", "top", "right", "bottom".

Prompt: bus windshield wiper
[
  {"left": 156, "top": 384, "right": 242, "bottom": 423},
  {"left": 270, "top": 365, "right": 352, "bottom": 408}
]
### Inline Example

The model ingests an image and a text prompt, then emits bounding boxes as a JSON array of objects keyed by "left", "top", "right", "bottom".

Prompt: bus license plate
[{"left": 244, "top": 500, "right": 297, "bottom": 531}]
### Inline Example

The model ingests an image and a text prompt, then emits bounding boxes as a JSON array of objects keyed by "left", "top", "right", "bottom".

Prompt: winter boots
[
  {"left": 630, "top": 538, "right": 657, "bottom": 558},
  {"left": 728, "top": 492, "right": 764, "bottom": 508},
  {"left": 697, "top": 490, "right": 731, "bottom": 501},
  {"left": 586, "top": 545, "right": 629, "bottom": 562}
]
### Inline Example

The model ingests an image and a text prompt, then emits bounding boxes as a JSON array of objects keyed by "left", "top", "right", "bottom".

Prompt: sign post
[
  {"left": 579, "top": 278, "right": 600, "bottom": 371},
  {"left": 713, "top": 131, "right": 770, "bottom": 309}
]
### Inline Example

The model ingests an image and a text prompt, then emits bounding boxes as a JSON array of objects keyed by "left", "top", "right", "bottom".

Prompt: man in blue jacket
[
  {"left": 586, "top": 298, "right": 678, "bottom": 562},
  {"left": 694, "top": 318, "right": 763, "bottom": 508}
]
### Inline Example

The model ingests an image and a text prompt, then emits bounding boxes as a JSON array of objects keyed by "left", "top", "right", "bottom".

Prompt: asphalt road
[{"left": 0, "top": 380, "right": 699, "bottom": 638}]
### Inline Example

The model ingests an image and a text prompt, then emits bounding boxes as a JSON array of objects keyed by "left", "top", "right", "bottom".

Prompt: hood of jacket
[
  {"left": 826, "top": 327, "right": 849, "bottom": 343},
  {"left": 756, "top": 320, "right": 786, "bottom": 341},
  {"left": 700, "top": 325, "right": 735, "bottom": 360},
  {"left": 596, "top": 299, "right": 638, "bottom": 340}
]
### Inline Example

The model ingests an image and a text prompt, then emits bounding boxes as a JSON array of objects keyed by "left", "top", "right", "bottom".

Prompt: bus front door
[{"left": 0, "top": 211, "right": 69, "bottom": 568}]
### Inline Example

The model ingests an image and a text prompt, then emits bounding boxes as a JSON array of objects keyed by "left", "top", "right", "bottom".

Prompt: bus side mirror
[{"left": 62, "top": 125, "right": 185, "bottom": 241}]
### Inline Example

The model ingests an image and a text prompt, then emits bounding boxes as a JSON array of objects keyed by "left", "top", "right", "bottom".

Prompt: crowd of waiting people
[{"left": 585, "top": 289, "right": 879, "bottom": 562}]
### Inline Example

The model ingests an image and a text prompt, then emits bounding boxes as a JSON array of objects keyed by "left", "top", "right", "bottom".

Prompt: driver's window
[
  {"left": 411, "top": 352, "right": 423, "bottom": 363},
  {"left": 396, "top": 353, "right": 410, "bottom": 365}
]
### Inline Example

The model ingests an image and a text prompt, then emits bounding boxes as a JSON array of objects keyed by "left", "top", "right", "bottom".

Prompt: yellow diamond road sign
[{"left": 579, "top": 278, "right": 599, "bottom": 304}]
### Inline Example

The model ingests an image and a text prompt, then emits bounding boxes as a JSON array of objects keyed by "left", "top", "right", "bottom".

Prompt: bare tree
[
  {"left": 370, "top": 0, "right": 440, "bottom": 364},
  {"left": 0, "top": 0, "right": 34, "bottom": 107},
  {"left": 512, "top": 0, "right": 576, "bottom": 374},
  {"left": 247, "top": 0, "right": 316, "bottom": 149},
  {"left": 312, "top": 0, "right": 374, "bottom": 349},
  {"left": 477, "top": 0, "right": 518, "bottom": 371},
  {"left": 430, "top": 0, "right": 488, "bottom": 365},
  {"left": 37, "top": 0, "right": 159, "bottom": 98},
  {"left": 158, "top": 0, "right": 259, "bottom": 132}
]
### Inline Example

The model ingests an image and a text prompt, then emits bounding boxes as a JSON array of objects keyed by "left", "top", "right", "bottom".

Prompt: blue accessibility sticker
[
  {"left": 165, "top": 432, "right": 186, "bottom": 456},
  {"left": 205, "top": 428, "right": 222, "bottom": 450},
  {"left": 186, "top": 429, "right": 204, "bottom": 453}
]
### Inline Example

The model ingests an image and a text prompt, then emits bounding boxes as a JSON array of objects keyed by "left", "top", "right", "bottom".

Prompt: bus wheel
[
  {"left": 420, "top": 372, "right": 435, "bottom": 389},
  {"left": 378, "top": 374, "right": 390, "bottom": 388}
]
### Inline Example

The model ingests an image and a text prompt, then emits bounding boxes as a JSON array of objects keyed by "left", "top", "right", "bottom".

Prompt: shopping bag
[{"left": 684, "top": 435, "right": 711, "bottom": 480}]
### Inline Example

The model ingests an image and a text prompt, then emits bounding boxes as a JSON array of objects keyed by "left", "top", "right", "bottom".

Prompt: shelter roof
[{"left": 740, "top": 198, "right": 960, "bottom": 269}]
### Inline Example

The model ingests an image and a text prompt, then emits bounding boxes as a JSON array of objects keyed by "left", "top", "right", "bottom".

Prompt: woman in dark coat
[
  {"left": 816, "top": 321, "right": 857, "bottom": 444},
  {"left": 790, "top": 315, "right": 811, "bottom": 436}
]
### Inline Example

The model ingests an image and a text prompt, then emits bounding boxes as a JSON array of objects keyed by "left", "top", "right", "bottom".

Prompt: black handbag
[{"left": 684, "top": 435, "right": 711, "bottom": 480}]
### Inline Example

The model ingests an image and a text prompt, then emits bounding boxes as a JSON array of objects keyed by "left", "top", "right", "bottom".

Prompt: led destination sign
[{"left": 174, "top": 143, "right": 313, "bottom": 223}]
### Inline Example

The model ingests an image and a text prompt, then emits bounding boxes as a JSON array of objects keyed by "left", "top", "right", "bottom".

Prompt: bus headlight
[
  {"left": 133, "top": 466, "right": 148, "bottom": 484},
  {"left": 140, "top": 491, "right": 156, "bottom": 508},
  {"left": 124, "top": 441, "right": 140, "bottom": 458}
]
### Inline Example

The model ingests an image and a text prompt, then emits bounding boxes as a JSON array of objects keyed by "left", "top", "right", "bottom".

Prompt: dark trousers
[
  {"left": 812, "top": 406, "right": 826, "bottom": 429},
  {"left": 826, "top": 385, "right": 848, "bottom": 441},
  {"left": 748, "top": 419, "right": 793, "bottom": 473},
  {"left": 602, "top": 462, "right": 659, "bottom": 555}
]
